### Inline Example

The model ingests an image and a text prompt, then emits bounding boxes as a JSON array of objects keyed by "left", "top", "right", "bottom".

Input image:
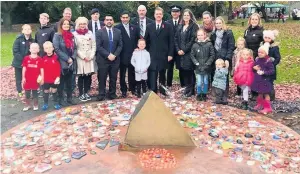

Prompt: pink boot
[
  {"left": 254, "top": 96, "right": 263, "bottom": 110},
  {"left": 259, "top": 100, "right": 272, "bottom": 114}
]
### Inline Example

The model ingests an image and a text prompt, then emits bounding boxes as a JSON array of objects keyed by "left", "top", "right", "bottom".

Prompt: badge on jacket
[
  {"left": 253, "top": 34, "right": 256, "bottom": 36},
  {"left": 197, "top": 50, "right": 200, "bottom": 52},
  {"left": 22, "top": 42, "right": 25, "bottom": 44}
]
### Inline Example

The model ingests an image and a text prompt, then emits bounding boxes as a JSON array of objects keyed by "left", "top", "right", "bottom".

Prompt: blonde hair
[
  {"left": 155, "top": 7, "right": 164, "bottom": 14},
  {"left": 215, "top": 58, "right": 225, "bottom": 66},
  {"left": 22, "top": 24, "right": 31, "bottom": 30},
  {"left": 40, "top": 13, "right": 49, "bottom": 19},
  {"left": 43, "top": 41, "right": 53, "bottom": 48},
  {"left": 240, "top": 48, "right": 253, "bottom": 58},
  {"left": 30, "top": 43, "right": 40, "bottom": 49},
  {"left": 75, "top": 17, "right": 89, "bottom": 30},
  {"left": 215, "top": 16, "right": 228, "bottom": 30},
  {"left": 236, "top": 37, "right": 246, "bottom": 47},
  {"left": 248, "top": 13, "right": 262, "bottom": 27}
]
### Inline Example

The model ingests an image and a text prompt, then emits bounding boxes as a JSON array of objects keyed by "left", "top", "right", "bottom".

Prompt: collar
[
  {"left": 123, "top": 23, "right": 129, "bottom": 27},
  {"left": 92, "top": 20, "right": 100, "bottom": 23},
  {"left": 139, "top": 17, "right": 146, "bottom": 22},
  {"left": 106, "top": 26, "right": 113, "bottom": 31},
  {"left": 156, "top": 21, "right": 162, "bottom": 26},
  {"left": 173, "top": 19, "right": 179, "bottom": 23}
]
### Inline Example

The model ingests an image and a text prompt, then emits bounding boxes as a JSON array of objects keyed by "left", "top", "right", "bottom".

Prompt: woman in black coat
[
  {"left": 174, "top": 9, "right": 199, "bottom": 98},
  {"left": 53, "top": 18, "right": 77, "bottom": 106},
  {"left": 210, "top": 16, "right": 235, "bottom": 104}
]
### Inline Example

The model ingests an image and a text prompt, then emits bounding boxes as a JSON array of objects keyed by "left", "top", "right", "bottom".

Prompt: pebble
[
  {"left": 54, "top": 161, "right": 62, "bottom": 166},
  {"left": 247, "top": 160, "right": 255, "bottom": 166},
  {"left": 90, "top": 150, "right": 97, "bottom": 155}
]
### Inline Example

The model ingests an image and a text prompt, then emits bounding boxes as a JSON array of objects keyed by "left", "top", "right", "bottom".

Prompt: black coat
[
  {"left": 144, "top": 21, "right": 174, "bottom": 71},
  {"left": 131, "top": 17, "right": 154, "bottom": 37},
  {"left": 267, "top": 42, "right": 281, "bottom": 80},
  {"left": 166, "top": 19, "right": 180, "bottom": 69},
  {"left": 88, "top": 20, "right": 105, "bottom": 33},
  {"left": 35, "top": 25, "right": 55, "bottom": 57},
  {"left": 244, "top": 26, "right": 264, "bottom": 58},
  {"left": 53, "top": 33, "right": 77, "bottom": 73},
  {"left": 11, "top": 34, "right": 34, "bottom": 68},
  {"left": 210, "top": 29, "right": 235, "bottom": 62},
  {"left": 190, "top": 39, "right": 215, "bottom": 74},
  {"left": 115, "top": 23, "right": 140, "bottom": 66},
  {"left": 95, "top": 27, "right": 123, "bottom": 67},
  {"left": 174, "top": 23, "right": 199, "bottom": 70}
]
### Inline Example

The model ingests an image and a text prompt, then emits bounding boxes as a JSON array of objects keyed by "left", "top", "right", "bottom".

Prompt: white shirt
[
  {"left": 106, "top": 27, "right": 113, "bottom": 40},
  {"left": 139, "top": 18, "right": 146, "bottom": 36},
  {"left": 91, "top": 20, "right": 101, "bottom": 35},
  {"left": 173, "top": 19, "right": 179, "bottom": 26},
  {"left": 155, "top": 21, "right": 162, "bottom": 29},
  {"left": 123, "top": 23, "right": 130, "bottom": 37}
]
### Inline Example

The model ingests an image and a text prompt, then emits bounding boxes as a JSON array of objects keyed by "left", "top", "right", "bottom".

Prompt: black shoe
[
  {"left": 184, "top": 92, "right": 192, "bottom": 98},
  {"left": 108, "top": 94, "right": 118, "bottom": 100},
  {"left": 222, "top": 101, "right": 228, "bottom": 105},
  {"left": 137, "top": 93, "right": 141, "bottom": 98},
  {"left": 215, "top": 101, "right": 223, "bottom": 104},
  {"left": 97, "top": 96, "right": 105, "bottom": 101},
  {"left": 159, "top": 85, "right": 167, "bottom": 96},
  {"left": 121, "top": 93, "right": 127, "bottom": 98},
  {"left": 196, "top": 94, "right": 202, "bottom": 101},
  {"left": 203, "top": 94, "right": 207, "bottom": 101},
  {"left": 67, "top": 98, "right": 76, "bottom": 105},
  {"left": 79, "top": 94, "right": 87, "bottom": 102},
  {"left": 241, "top": 101, "right": 248, "bottom": 110},
  {"left": 85, "top": 93, "right": 92, "bottom": 101}
]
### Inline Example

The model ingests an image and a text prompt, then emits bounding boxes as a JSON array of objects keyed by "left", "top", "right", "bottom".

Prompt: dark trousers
[
  {"left": 167, "top": 60, "right": 174, "bottom": 87},
  {"left": 237, "top": 86, "right": 242, "bottom": 95},
  {"left": 14, "top": 67, "right": 22, "bottom": 93},
  {"left": 119, "top": 63, "right": 135, "bottom": 94},
  {"left": 97, "top": 63, "right": 119, "bottom": 97},
  {"left": 214, "top": 87, "right": 225, "bottom": 103},
  {"left": 179, "top": 68, "right": 185, "bottom": 87},
  {"left": 58, "top": 70, "right": 73, "bottom": 101},
  {"left": 25, "top": 90, "right": 38, "bottom": 99},
  {"left": 136, "top": 80, "right": 147, "bottom": 94},
  {"left": 182, "top": 69, "right": 195, "bottom": 95},
  {"left": 78, "top": 74, "right": 92, "bottom": 96},
  {"left": 148, "top": 69, "right": 166, "bottom": 93}
]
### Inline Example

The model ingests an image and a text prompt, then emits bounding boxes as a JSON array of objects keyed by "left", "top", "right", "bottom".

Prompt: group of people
[{"left": 12, "top": 5, "right": 281, "bottom": 115}]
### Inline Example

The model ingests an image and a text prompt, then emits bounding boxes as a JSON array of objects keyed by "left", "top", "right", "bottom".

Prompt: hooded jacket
[
  {"left": 233, "top": 58, "right": 254, "bottom": 86},
  {"left": 35, "top": 24, "right": 55, "bottom": 56}
]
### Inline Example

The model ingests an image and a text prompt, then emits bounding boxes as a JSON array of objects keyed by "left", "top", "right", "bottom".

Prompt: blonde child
[
  {"left": 190, "top": 28, "right": 215, "bottom": 101},
  {"left": 11, "top": 24, "right": 34, "bottom": 98},
  {"left": 233, "top": 48, "right": 254, "bottom": 110},
  {"left": 42, "top": 41, "right": 61, "bottom": 110},
  {"left": 22, "top": 43, "right": 44, "bottom": 111},
  {"left": 131, "top": 39, "right": 151, "bottom": 98},
  {"left": 212, "top": 59, "right": 229, "bottom": 104},
  {"left": 251, "top": 44, "right": 275, "bottom": 114}
]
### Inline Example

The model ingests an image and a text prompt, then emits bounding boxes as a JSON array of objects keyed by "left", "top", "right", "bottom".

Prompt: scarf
[
  {"left": 76, "top": 29, "right": 89, "bottom": 35},
  {"left": 62, "top": 30, "right": 73, "bottom": 49},
  {"left": 215, "top": 30, "right": 224, "bottom": 51},
  {"left": 203, "top": 21, "right": 214, "bottom": 33}
]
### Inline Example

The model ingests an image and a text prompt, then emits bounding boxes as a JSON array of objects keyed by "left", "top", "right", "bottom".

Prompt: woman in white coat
[{"left": 73, "top": 17, "right": 96, "bottom": 101}]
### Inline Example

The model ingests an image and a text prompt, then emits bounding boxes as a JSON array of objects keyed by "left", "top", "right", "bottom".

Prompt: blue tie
[{"left": 109, "top": 29, "right": 113, "bottom": 53}]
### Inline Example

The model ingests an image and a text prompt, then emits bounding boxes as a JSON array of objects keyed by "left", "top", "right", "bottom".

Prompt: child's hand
[
  {"left": 40, "top": 79, "right": 44, "bottom": 85},
  {"left": 68, "top": 58, "right": 73, "bottom": 64},
  {"left": 253, "top": 65, "right": 260, "bottom": 71},
  {"left": 22, "top": 78, "right": 26, "bottom": 85},
  {"left": 257, "top": 70, "right": 264, "bottom": 75},
  {"left": 225, "top": 60, "right": 229, "bottom": 68},
  {"left": 54, "top": 77, "right": 60, "bottom": 85}
]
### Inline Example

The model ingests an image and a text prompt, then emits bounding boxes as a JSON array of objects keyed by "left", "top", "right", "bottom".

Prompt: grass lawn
[{"left": 1, "top": 19, "right": 300, "bottom": 84}]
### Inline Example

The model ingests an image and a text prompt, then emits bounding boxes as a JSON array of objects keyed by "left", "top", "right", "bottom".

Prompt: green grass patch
[{"left": 1, "top": 32, "right": 19, "bottom": 67}]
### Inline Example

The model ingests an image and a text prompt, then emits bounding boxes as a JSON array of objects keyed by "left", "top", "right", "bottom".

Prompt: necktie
[
  {"left": 175, "top": 21, "right": 177, "bottom": 27},
  {"left": 94, "top": 22, "right": 98, "bottom": 33},
  {"left": 109, "top": 29, "right": 113, "bottom": 53},
  {"left": 140, "top": 20, "right": 144, "bottom": 36},
  {"left": 157, "top": 24, "right": 160, "bottom": 30},
  {"left": 125, "top": 24, "right": 130, "bottom": 38}
]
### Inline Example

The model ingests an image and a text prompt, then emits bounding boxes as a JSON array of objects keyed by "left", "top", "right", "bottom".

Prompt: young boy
[
  {"left": 212, "top": 59, "right": 229, "bottom": 105},
  {"left": 22, "top": 43, "right": 44, "bottom": 111},
  {"left": 131, "top": 39, "right": 151, "bottom": 98},
  {"left": 12, "top": 24, "right": 34, "bottom": 99},
  {"left": 42, "top": 41, "right": 61, "bottom": 110}
]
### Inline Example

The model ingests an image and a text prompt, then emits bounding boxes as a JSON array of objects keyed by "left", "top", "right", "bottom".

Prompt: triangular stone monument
[{"left": 123, "top": 91, "right": 196, "bottom": 147}]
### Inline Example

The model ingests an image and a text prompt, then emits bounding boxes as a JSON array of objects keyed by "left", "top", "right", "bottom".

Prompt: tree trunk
[
  {"left": 261, "top": 3, "right": 269, "bottom": 22},
  {"left": 228, "top": 1, "right": 234, "bottom": 23},
  {"left": 3, "top": 12, "right": 12, "bottom": 30},
  {"left": 80, "top": 2, "right": 84, "bottom": 16},
  {"left": 214, "top": 1, "right": 217, "bottom": 19},
  {"left": 1, "top": 2, "right": 18, "bottom": 30}
]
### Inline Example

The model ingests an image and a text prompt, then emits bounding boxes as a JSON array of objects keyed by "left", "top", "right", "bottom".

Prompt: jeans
[{"left": 197, "top": 74, "right": 209, "bottom": 94}]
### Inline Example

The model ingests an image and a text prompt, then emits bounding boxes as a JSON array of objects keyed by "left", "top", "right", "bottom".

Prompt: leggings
[
  {"left": 240, "top": 85, "right": 250, "bottom": 101},
  {"left": 25, "top": 90, "right": 38, "bottom": 99}
]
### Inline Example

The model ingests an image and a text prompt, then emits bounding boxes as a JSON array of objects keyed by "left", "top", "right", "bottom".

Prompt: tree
[
  {"left": 1, "top": 2, "right": 19, "bottom": 30},
  {"left": 228, "top": 1, "right": 233, "bottom": 21}
]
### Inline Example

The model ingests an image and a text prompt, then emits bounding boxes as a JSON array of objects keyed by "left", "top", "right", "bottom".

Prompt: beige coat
[{"left": 74, "top": 30, "right": 96, "bottom": 74}]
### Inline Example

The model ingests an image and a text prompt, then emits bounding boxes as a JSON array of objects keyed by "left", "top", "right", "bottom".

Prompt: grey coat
[
  {"left": 212, "top": 67, "right": 228, "bottom": 90},
  {"left": 190, "top": 39, "right": 215, "bottom": 75},
  {"left": 53, "top": 33, "right": 77, "bottom": 74}
]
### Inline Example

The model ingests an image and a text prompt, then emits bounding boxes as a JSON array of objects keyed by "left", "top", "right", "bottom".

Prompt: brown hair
[
  {"left": 138, "top": 38, "right": 146, "bottom": 44},
  {"left": 57, "top": 18, "right": 71, "bottom": 34},
  {"left": 181, "top": 9, "right": 197, "bottom": 25},
  {"left": 155, "top": 7, "right": 164, "bottom": 14}
]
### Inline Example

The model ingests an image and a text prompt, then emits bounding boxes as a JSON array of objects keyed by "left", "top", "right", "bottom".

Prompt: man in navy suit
[
  {"left": 144, "top": 7, "right": 174, "bottom": 95},
  {"left": 166, "top": 5, "right": 182, "bottom": 87},
  {"left": 96, "top": 15, "right": 123, "bottom": 101},
  {"left": 115, "top": 11, "right": 140, "bottom": 98},
  {"left": 131, "top": 5, "right": 154, "bottom": 38}
]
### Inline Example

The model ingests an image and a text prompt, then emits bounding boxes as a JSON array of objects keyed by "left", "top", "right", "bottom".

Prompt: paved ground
[{"left": 1, "top": 96, "right": 300, "bottom": 134}]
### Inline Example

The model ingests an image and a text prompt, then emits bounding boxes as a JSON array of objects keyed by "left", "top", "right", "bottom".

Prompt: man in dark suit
[
  {"left": 131, "top": 5, "right": 154, "bottom": 38},
  {"left": 144, "top": 7, "right": 174, "bottom": 95},
  {"left": 115, "top": 11, "right": 140, "bottom": 98},
  {"left": 96, "top": 15, "right": 123, "bottom": 101},
  {"left": 166, "top": 5, "right": 182, "bottom": 87},
  {"left": 53, "top": 7, "right": 75, "bottom": 32},
  {"left": 88, "top": 8, "right": 105, "bottom": 38}
]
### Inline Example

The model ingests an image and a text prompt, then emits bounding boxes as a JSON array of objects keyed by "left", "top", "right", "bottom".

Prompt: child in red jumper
[
  {"left": 42, "top": 41, "right": 61, "bottom": 110},
  {"left": 22, "top": 43, "right": 44, "bottom": 111}
]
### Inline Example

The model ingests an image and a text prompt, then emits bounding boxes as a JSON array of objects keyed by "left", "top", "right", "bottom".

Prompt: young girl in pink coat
[{"left": 233, "top": 48, "right": 254, "bottom": 110}]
